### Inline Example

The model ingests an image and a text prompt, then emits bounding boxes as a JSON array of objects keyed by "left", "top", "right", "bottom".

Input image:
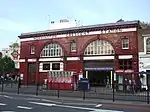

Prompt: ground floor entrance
[
  {"left": 84, "top": 70, "right": 113, "bottom": 87},
  {"left": 83, "top": 60, "right": 114, "bottom": 87}
]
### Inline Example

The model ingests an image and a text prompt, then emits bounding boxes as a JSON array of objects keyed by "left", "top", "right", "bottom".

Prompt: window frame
[
  {"left": 84, "top": 40, "right": 114, "bottom": 55},
  {"left": 40, "top": 43, "right": 63, "bottom": 57},
  {"left": 119, "top": 59, "right": 132, "bottom": 70},
  {"left": 70, "top": 41, "right": 77, "bottom": 52},
  {"left": 121, "top": 37, "right": 129, "bottom": 49},
  {"left": 52, "top": 63, "right": 60, "bottom": 70},
  {"left": 42, "top": 63, "right": 50, "bottom": 70},
  {"left": 146, "top": 38, "right": 150, "bottom": 54},
  {"left": 30, "top": 45, "right": 36, "bottom": 55}
]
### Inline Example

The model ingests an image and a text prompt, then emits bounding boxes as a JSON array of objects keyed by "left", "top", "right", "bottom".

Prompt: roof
[{"left": 19, "top": 20, "right": 139, "bottom": 39}]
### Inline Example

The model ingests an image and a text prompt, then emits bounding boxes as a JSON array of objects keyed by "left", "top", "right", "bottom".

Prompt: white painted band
[
  {"left": 83, "top": 56, "right": 114, "bottom": 60},
  {"left": 67, "top": 57, "right": 80, "bottom": 61},
  {"left": 19, "top": 59, "right": 25, "bottom": 62},
  {"left": 118, "top": 55, "right": 133, "bottom": 59},
  {"left": 20, "top": 28, "right": 137, "bottom": 42},
  {"left": 28, "top": 59, "right": 36, "bottom": 62},
  {"left": 39, "top": 58, "right": 63, "bottom": 61}
]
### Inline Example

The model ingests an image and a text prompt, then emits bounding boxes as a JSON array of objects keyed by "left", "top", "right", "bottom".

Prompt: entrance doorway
[
  {"left": 83, "top": 60, "right": 114, "bottom": 87},
  {"left": 84, "top": 70, "right": 113, "bottom": 87},
  {"left": 28, "top": 63, "right": 36, "bottom": 84}
]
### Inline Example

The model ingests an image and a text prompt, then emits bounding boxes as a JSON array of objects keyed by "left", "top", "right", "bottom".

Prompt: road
[{"left": 0, "top": 93, "right": 150, "bottom": 112}]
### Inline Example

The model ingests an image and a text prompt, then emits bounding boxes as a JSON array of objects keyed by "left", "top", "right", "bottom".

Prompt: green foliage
[
  {"left": 0, "top": 55, "right": 15, "bottom": 76},
  {"left": 0, "top": 52, "right": 2, "bottom": 58},
  {"left": 9, "top": 42, "right": 19, "bottom": 48}
]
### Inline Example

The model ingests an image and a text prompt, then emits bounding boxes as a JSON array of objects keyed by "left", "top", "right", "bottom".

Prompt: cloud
[{"left": 0, "top": 18, "right": 34, "bottom": 32}]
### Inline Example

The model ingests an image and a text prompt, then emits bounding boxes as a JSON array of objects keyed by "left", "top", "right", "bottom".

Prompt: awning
[
  {"left": 136, "top": 71, "right": 150, "bottom": 74},
  {"left": 115, "top": 69, "right": 134, "bottom": 74}
]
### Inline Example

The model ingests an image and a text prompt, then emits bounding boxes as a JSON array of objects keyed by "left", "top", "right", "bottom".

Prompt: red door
[{"left": 28, "top": 63, "right": 36, "bottom": 84}]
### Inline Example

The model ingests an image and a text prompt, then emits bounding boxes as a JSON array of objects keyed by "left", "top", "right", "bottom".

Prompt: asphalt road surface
[{"left": 0, "top": 93, "right": 150, "bottom": 112}]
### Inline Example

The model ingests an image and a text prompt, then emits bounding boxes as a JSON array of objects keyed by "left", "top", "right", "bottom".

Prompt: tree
[
  {"left": 9, "top": 42, "right": 19, "bottom": 49},
  {"left": 0, "top": 52, "right": 2, "bottom": 58},
  {"left": 0, "top": 55, "right": 15, "bottom": 76}
]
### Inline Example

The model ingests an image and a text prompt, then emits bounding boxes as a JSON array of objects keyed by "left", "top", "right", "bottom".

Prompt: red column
[{"left": 114, "top": 54, "right": 119, "bottom": 71}]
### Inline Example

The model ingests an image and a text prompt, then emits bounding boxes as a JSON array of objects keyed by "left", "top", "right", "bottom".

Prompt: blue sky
[{"left": 0, "top": 0, "right": 150, "bottom": 49}]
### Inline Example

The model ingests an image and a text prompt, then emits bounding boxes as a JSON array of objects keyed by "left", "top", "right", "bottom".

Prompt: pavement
[{"left": 0, "top": 92, "right": 150, "bottom": 112}]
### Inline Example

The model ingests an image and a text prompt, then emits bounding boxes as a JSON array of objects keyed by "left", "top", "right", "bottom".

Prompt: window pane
[
  {"left": 40, "top": 44, "right": 62, "bottom": 57},
  {"left": 31, "top": 46, "right": 35, "bottom": 54},
  {"left": 52, "top": 63, "right": 60, "bottom": 70},
  {"left": 43, "top": 63, "right": 50, "bottom": 70},
  {"left": 84, "top": 40, "right": 114, "bottom": 55},
  {"left": 71, "top": 42, "right": 76, "bottom": 52},
  {"left": 119, "top": 59, "right": 132, "bottom": 70},
  {"left": 146, "top": 38, "right": 150, "bottom": 53},
  {"left": 122, "top": 38, "right": 129, "bottom": 49}
]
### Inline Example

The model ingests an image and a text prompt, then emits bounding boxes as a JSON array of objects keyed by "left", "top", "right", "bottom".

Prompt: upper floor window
[
  {"left": 30, "top": 46, "right": 36, "bottom": 54},
  {"left": 40, "top": 43, "right": 63, "bottom": 57},
  {"left": 122, "top": 38, "right": 129, "bottom": 49},
  {"left": 70, "top": 40, "right": 76, "bottom": 52},
  {"left": 146, "top": 38, "right": 150, "bottom": 54},
  {"left": 119, "top": 59, "right": 132, "bottom": 70}
]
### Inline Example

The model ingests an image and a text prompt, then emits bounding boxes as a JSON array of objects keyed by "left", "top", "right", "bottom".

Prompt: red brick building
[{"left": 19, "top": 21, "right": 140, "bottom": 89}]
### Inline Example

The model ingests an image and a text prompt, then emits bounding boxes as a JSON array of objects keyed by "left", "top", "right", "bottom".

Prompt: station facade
[{"left": 19, "top": 21, "right": 140, "bottom": 90}]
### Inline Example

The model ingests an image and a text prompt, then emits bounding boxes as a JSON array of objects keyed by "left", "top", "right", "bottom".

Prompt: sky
[{"left": 0, "top": 0, "right": 150, "bottom": 49}]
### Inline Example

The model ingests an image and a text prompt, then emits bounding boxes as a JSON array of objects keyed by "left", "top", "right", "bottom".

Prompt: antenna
[{"left": 48, "top": 15, "right": 50, "bottom": 24}]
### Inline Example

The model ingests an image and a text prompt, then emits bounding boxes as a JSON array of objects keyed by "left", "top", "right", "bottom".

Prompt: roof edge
[{"left": 20, "top": 20, "right": 139, "bottom": 38}]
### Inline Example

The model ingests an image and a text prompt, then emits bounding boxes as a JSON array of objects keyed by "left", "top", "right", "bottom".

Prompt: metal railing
[{"left": 0, "top": 80, "right": 149, "bottom": 104}]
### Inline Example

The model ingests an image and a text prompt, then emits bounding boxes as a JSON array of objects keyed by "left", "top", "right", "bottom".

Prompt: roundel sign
[{"left": 11, "top": 50, "right": 19, "bottom": 59}]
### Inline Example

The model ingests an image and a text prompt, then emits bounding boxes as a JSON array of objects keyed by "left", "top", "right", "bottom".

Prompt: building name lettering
[
  {"left": 66, "top": 31, "right": 90, "bottom": 37},
  {"left": 31, "top": 28, "right": 135, "bottom": 41}
]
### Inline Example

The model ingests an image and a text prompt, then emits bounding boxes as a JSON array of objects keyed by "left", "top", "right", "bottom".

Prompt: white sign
[{"left": 21, "top": 28, "right": 137, "bottom": 42}]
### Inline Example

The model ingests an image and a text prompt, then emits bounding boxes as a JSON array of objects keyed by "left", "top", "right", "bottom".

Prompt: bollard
[
  {"left": 17, "top": 81, "right": 20, "bottom": 94},
  {"left": 112, "top": 74, "right": 115, "bottom": 102},
  {"left": 112, "top": 83, "right": 115, "bottom": 102},
  {"left": 147, "top": 85, "right": 149, "bottom": 104},
  {"left": 36, "top": 83, "right": 39, "bottom": 96},
  {"left": 83, "top": 90, "right": 85, "bottom": 100},
  {"left": 57, "top": 83, "right": 60, "bottom": 98},
  {"left": 1, "top": 80, "right": 4, "bottom": 92}
]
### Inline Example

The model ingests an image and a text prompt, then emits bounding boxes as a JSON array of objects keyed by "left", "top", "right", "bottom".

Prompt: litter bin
[{"left": 78, "top": 78, "right": 90, "bottom": 91}]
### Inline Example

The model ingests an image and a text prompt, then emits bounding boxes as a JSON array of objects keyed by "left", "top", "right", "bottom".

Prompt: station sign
[{"left": 31, "top": 28, "right": 136, "bottom": 41}]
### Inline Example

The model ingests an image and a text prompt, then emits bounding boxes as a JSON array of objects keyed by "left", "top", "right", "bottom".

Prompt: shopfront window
[
  {"left": 119, "top": 59, "right": 132, "bottom": 69},
  {"left": 40, "top": 43, "right": 63, "bottom": 57},
  {"left": 84, "top": 40, "right": 114, "bottom": 55}
]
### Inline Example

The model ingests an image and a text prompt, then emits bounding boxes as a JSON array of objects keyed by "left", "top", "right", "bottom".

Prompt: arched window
[
  {"left": 40, "top": 43, "right": 63, "bottom": 57},
  {"left": 84, "top": 40, "right": 114, "bottom": 55},
  {"left": 146, "top": 38, "right": 150, "bottom": 54}
]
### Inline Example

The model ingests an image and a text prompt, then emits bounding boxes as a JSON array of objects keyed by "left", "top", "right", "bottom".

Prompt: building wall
[
  {"left": 139, "top": 26, "right": 150, "bottom": 88},
  {"left": 20, "top": 32, "right": 138, "bottom": 58},
  {"left": 19, "top": 26, "right": 139, "bottom": 84}
]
